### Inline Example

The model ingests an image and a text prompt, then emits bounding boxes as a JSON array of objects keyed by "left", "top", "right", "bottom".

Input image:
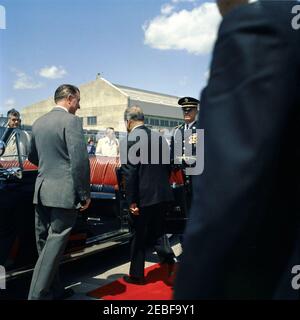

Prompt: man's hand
[
  {"left": 129, "top": 203, "right": 140, "bottom": 216},
  {"left": 79, "top": 198, "right": 91, "bottom": 211}
]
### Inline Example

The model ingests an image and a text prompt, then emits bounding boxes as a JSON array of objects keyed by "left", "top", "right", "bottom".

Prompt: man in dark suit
[
  {"left": 174, "top": 0, "right": 300, "bottom": 299},
  {"left": 120, "top": 106, "right": 176, "bottom": 284},
  {"left": 27, "top": 84, "right": 91, "bottom": 300}
]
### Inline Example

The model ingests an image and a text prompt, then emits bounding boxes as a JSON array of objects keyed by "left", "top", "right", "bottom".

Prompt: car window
[
  {"left": 0, "top": 128, "right": 31, "bottom": 167},
  {"left": 3, "top": 133, "right": 19, "bottom": 159}
]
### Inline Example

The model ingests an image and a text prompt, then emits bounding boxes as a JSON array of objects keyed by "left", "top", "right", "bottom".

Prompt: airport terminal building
[{"left": 21, "top": 76, "right": 185, "bottom": 134}]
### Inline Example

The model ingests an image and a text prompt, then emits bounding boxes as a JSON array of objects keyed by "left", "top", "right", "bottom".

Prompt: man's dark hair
[
  {"left": 7, "top": 108, "right": 20, "bottom": 118},
  {"left": 124, "top": 105, "right": 144, "bottom": 122},
  {"left": 54, "top": 84, "right": 80, "bottom": 103},
  {"left": 106, "top": 127, "right": 115, "bottom": 132}
]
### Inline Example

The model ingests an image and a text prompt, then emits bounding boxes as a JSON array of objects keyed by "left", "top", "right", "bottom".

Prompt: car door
[
  {"left": 0, "top": 127, "right": 38, "bottom": 270},
  {"left": 84, "top": 156, "right": 130, "bottom": 244}
]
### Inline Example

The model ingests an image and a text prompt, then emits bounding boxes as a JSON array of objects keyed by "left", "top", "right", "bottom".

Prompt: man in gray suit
[{"left": 28, "top": 84, "right": 91, "bottom": 300}]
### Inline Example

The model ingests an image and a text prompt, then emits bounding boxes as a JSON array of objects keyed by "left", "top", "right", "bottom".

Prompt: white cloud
[
  {"left": 13, "top": 70, "right": 43, "bottom": 90},
  {"left": 4, "top": 98, "right": 16, "bottom": 108},
  {"left": 161, "top": 4, "right": 175, "bottom": 15},
  {"left": 143, "top": 2, "right": 221, "bottom": 55},
  {"left": 39, "top": 65, "right": 67, "bottom": 79},
  {"left": 172, "top": 0, "right": 196, "bottom": 3}
]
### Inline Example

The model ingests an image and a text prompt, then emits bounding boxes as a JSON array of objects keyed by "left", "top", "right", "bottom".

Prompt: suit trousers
[
  {"left": 28, "top": 204, "right": 77, "bottom": 300},
  {"left": 129, "top": 203, "right": 175, "bottom": 278}
]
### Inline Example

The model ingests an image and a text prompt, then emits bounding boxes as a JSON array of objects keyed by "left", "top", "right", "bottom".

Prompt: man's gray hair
[
  {"left": 7, "top": 108, "right": 20, "bottom": 118},
  {"left": 124, "top": 105, "right": 144, "bottom": 122},
  {"left": 54, "top": 84, "right": 80, "bottom": 103}
]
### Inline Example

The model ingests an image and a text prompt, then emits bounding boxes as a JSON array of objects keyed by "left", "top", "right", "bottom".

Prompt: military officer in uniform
[{"left": 171, "top": 97, "right": 199, "bottom": 213}]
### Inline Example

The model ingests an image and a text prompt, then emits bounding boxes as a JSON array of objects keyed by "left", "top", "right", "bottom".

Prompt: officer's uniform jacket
[{"left": 170, "top": 120, "right": 198, "bottom": 168}]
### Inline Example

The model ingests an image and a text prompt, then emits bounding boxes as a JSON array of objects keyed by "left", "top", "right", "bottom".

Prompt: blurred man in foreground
[{"left": 175, "top": 0, "right": 300, "bottom": 299}]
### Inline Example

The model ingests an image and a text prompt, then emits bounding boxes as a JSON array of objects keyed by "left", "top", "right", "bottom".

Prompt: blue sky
[{"left": 0, "top": 0, "right": 221, "bottom": 115}]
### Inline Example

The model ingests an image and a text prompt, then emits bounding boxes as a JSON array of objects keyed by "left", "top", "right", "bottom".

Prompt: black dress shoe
[
  {"left": 167, "top": 262, "right": 176, "bottom": 277},
  {"left": 160, "top": 256, "right": 178, "bottom": 265},
  {"left": 160, "top": 257, "right": 177, "bottom": 276},
  {"left": 56, "top": 288, "right": 75, "bottom": 300},
  {"left": 123, "top": 275, "right": 146, "bottom": 285}
]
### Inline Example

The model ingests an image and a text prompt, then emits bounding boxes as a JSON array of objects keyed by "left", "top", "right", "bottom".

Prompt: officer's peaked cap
[{"left": 178, "top": 96, "right": 199, "bottom": 108}]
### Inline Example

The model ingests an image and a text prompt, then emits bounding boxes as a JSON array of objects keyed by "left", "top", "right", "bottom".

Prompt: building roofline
[
  {"left": 75, "top": 78, "right": 128, "bottom": 97},
  {"left": 21, "top": 77, "right": 180, "bottom": 111},
  {"left": 100, "top": 78, "right": 129, "bottom": 98},
  {"left": 113, "top": 83, "right": 179, "bottom": 99}
]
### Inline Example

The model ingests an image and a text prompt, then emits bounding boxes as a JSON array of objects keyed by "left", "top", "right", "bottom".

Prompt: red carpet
[{"left": 87, "top": 263, "right": 177, "bottom": 300}]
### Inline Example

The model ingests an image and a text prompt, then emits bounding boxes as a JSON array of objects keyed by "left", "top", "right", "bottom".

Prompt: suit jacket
[
  {"left": 175, "top": 1, "right": 300, "bottom": 299},
  {"left": 28, "top": 107, "right": 90, "bottom": 209},
  {"left": 120, "top": 125, "right": 173, "bottom": 208}
]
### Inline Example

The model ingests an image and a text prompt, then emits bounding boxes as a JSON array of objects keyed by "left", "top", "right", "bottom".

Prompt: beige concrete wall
[
  {"left": 21, "top": 97, "right": 53, "bottom": 126},
  {"left": 76, "top": 78, "right": 129, "bottom": 132},
  {"left": 129, "top": 100, "right": 182, "bottom": 119}
]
